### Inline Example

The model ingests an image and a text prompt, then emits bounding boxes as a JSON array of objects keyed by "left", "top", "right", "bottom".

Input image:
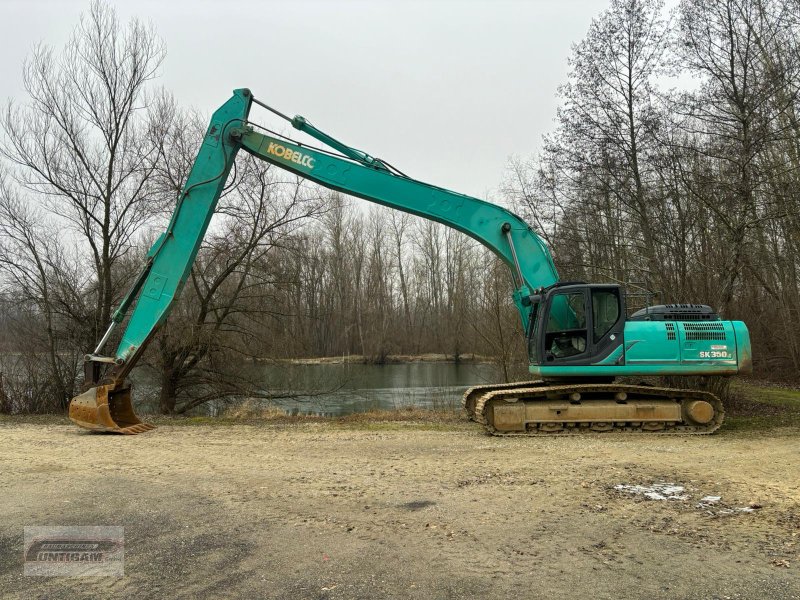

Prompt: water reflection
[{"left": 131, "top": 361, "right": 503, "bottom": 416}]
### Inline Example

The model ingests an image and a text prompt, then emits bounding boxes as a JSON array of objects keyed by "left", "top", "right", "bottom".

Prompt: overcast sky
[{"left": 0, "top": 0, "right": 605, "bottom": 200}]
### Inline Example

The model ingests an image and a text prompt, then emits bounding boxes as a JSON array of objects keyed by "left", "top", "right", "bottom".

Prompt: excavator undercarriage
[{"left": 463, "top": 381, "right": 724, "bottom": 435}]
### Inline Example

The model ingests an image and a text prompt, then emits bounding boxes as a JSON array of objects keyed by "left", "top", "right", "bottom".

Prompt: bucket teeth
[{"left": 121, "top": 423, "right": 156, "bottom": 434}]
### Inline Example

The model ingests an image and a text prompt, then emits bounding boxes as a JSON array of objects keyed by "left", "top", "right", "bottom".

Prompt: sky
[{"left": 0, "top": 0, "right": 604, "bottom": 201}]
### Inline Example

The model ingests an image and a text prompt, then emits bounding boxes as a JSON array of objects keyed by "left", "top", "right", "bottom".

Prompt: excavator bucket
[{"left": 69, "top": 383, "right": 155, "bottom": 434}]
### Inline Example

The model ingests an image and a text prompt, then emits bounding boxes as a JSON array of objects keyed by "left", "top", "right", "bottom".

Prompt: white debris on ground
[
  {"left": 699, "top": 495, "right": 721, "bottom": 504},
  {"left": 613, "top": 483, "right": 689, "bottom": 501},
  {"left": 696, "top": 495, "right": 722, "bottom": 508},
  {"left": 708, "top": 506, "right": 758, "bottom": 515},
  {"left": 613, "top": 484, "right": 763, "bottom": 515}
]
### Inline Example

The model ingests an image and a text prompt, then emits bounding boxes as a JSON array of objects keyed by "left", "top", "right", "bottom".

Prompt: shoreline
[{"left": 258, "top": 353, "right": 497, "bottom": 366}]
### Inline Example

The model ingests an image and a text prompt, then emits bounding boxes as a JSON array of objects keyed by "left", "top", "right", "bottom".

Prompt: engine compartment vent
[{"left": 682, "top": 322, "right": 726, "bottom": 341}]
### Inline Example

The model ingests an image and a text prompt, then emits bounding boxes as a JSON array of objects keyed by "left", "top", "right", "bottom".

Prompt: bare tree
[
  {"left": 674, "top": 0, "right": 798, "bottom": 312},
  {"left": 548, "top": 0, "right": 670, "bottom": 289},
  {"left": 499, "top": 0, "right": 800, "bottom": 378},
  {"left": 153, "top": 155, "right": 324, "bottom": 414},
  {"left": 0, "top": 174, "right": 85, "bottom": 410},
  {"left": 0, "top": 0, "right": 167, "bottom": 338},
  {"left": 388, "top": 211, "right": 414, "bottom": 334}
]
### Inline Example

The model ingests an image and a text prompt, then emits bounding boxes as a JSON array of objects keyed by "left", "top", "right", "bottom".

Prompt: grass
[
  {"left": 123, "top": 407, "right": 474, "bottom": 432},
  {"left": 2, "top": 380, "right": 798, "bottom": 434},
  {"left": 0, "top": 413, "right": 64, "bottom": 426},
  {"left": 0, "top": 404, "right": 473, "bottom": 432},
  {"left": 722, "top": 380, "right": 800, "bottom": 433}
]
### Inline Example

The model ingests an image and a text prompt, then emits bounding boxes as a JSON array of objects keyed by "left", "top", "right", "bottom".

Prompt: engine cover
[{"left": 629, "top": 303, "right": 718, "bottom": 321}]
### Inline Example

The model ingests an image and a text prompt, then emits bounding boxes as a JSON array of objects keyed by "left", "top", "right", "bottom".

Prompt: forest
[{"left": 0, "top": 0, "right": 798, "bottom": 414}]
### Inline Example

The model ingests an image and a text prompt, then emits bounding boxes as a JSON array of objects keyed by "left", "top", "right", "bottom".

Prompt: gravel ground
[{"left": 0, "top": 420, "right": 799, "bottom": 599}]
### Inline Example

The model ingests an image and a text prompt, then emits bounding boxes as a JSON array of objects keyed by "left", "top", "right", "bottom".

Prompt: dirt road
[{"left": 1, "top": 419, "right": 799, "bottom": 599}]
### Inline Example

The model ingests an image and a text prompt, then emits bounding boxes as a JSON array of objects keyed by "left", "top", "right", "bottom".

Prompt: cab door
[
  {"left": 534, "top": 285, "right": 624, "bottom": 366},
  {"left": 542, "top": 289, "right": 590, "bottom": 364},
  {"left": 589, "top": 287, "right": 624, "bottom": 360}
]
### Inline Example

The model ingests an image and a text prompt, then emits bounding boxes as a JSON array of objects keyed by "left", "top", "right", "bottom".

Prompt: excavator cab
[{"left": 527, "top": 284, "right": 625, "bottom": 369}]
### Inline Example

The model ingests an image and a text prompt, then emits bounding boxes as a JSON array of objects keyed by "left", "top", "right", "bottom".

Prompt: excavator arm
[{"left": 69, "top": 88, "right": 559, "bottom": 433}]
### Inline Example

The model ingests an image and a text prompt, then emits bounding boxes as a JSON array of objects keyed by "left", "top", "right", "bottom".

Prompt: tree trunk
[{"left": 159, "top": 368, "right": 178, "bottom": 414}]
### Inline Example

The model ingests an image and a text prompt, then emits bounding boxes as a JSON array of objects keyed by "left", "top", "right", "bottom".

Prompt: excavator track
[
  {"left": 462, "top": 380, "right": 545, "bottom": 420},
  {"left": 462, "top": 382, "right": 724, "bottom": 435}
]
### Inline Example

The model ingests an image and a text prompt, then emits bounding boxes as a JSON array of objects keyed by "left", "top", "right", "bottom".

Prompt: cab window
[
  {"left": 591, "top": 289, "right": 620, "bottom": 342},
  {"left": 545, "top": 292, "right": 587, "bottom": 359}
]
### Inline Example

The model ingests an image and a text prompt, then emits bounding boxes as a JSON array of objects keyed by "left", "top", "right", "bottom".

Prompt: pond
[{"left": 131, "top": 361, "right": 505, "bottom": 417}]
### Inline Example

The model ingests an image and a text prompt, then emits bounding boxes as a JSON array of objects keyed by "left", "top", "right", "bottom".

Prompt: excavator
[{"left": 69, "top": 88, "right": 752, "bottom": 436}]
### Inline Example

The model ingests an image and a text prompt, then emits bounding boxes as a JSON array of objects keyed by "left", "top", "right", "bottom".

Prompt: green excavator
[{"left": 69, "top": 89, "right": 752, "bottom": 435}]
